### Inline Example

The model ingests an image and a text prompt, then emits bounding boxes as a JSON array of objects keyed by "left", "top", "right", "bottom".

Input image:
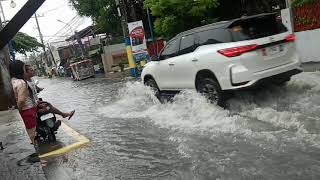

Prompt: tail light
[
  {"left": 218, "top": 44, "right": 259, "bottom": 57},
  {"left": 285, "top": 34, "right": 296, "bottom": 42}
]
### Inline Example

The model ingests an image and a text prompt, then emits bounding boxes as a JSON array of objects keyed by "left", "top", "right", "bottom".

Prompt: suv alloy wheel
[{"left": 197, "top": 78, "right": 226, "bottom": 106}]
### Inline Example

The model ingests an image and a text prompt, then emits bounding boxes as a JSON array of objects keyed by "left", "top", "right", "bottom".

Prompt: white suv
[{"left": 142, "top": 13, "right": 302, "bottom": 105}]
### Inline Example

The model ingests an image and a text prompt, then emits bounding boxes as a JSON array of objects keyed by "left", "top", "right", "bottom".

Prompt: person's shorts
[{"left": 20, "top": 107, "right": 37, "bottom": 129}]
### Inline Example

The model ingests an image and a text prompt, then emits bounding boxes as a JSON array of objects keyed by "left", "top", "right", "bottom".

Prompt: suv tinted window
[
  {"left": 160, "top": 38, "right": 179, "bottom": 60},
  {"left": 196, "top": 29, "right": 232, "bottom": 46},
  {"left": 179, "top": 34, "right": 196, "bottom": 55},
  {"left": 231, "top": 15, "right": 288, "bottom": 41}
]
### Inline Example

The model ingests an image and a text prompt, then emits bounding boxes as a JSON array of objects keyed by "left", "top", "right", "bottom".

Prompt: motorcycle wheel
[{"left": 48, "top": 131, "right": 56, "bottom": 142}]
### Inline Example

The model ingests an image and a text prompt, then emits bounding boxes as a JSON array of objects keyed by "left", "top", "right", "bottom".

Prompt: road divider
[{"left": 39, "top": 122, "right": 90, "bottom": 158}]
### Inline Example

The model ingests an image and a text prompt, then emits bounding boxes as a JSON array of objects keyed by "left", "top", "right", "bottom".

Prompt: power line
[
  {"left": 46, "top": 15, "right": 79, "bottom": 42},
  {"left": 37, "top": 35, "right": 71, "bottom": 37},
  {"left": 40, "top": 7, "right": 62, "bottom": 15},
  {"left": 49, "top": 18, "right": 82, "bottom": 42},
  {"left": 48, "top": 16, "right": 87, "bottom": 43}
]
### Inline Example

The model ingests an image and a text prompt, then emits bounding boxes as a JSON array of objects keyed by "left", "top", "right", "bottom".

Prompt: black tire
[
  {"left": 274, "top": 77, "right": 291, "bottom": 86},
  {"left": 197, "top": 78, "right": 226, "bottom": 107},
  {"left": 48, "top": 131, "right": 56, "bottom": 142},
  {"left": 144, "top": 78, "right": 160, "bottom": 98}
]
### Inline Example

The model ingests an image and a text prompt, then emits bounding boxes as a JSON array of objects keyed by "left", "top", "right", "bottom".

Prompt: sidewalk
[{"left": 0, "top": 110, "right": 46, "bottom": 180}]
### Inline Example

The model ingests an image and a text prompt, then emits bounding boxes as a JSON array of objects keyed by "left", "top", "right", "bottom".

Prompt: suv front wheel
[
  {"left": 144, "top": 78, "right": 160, "bottom": 98},
  {"left": 197, "top": 78, "right": 226, "bottom": 107}
]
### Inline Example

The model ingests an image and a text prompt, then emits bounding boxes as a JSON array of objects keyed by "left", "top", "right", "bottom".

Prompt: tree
[
  {"left": 13, "top": 32, "right": 43, "bottom": 55},
  {"left": 144, "top": 0, "right": 220, "bottom": 39},
  {"left": 69, "top": 0, "right": 286, "bottom": 39},
  {"left": 69, "top": 0, "right": 122, "bottom": 36},
  {"left": 145, "top": 0, "right": 286, "bottom": 39}
]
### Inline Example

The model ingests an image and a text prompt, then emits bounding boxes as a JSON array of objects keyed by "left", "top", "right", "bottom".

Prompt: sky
[{"left": 1, "top": 0, "right": 92, "bottom": 44}]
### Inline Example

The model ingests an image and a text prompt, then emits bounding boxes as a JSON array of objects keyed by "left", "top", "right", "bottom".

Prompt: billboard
[{"left": 128, "top": 20, "right": 149, "bottom": 62}]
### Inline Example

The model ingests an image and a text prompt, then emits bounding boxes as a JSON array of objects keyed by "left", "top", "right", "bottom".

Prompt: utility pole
[
  {"left": 285, "top": 0, "right": 294, "bottom": 32},
  {"left": 47, "top": 43, "right": 56, "bottom": 67},
  {"left": 34, "top": 13, "right": 50, "bottom": 72},
  {"left": 115, "top": 0, "right": 128, "bottom": 37},
  {"left": 0, "top": 1, "right": 6, "bottom": 22}
]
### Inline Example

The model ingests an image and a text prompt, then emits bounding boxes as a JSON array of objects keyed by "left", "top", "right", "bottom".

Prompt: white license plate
[
  {"left": 40, "top": 113, "right": 54, "bottom": 121},
  {"left": 262, "top": 45, "right": 284, "bottom": 56}
]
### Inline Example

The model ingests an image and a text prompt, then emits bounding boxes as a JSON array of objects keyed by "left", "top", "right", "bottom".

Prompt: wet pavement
[
  {"left": 37, "top": 71, "right": 320, "bottom": 180},
  {"left": 0, "top": 110, "right": 46, "bottom": 180}
]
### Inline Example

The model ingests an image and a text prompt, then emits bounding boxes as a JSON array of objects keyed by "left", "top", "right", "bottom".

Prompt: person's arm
[{"left": 16, "top": 83, "right": 28, "bottom": 111}]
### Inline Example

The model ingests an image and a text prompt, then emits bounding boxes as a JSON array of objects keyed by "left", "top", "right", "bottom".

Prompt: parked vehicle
[
  {"left": 70, "top": 59, "right": 95, "bottom": 81},
  {"left": 36, "top": 106, "right": 61, "bottom": 143},
  {"left": 142, "top": 13, "right": 302, "bottom": 106}
]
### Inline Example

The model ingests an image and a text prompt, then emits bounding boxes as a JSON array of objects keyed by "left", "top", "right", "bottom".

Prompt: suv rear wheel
[
  {"left": 197, "top": 78, "right": 226, "bottom": 106},
  {"left": 144, "top": 78, "right": 160, "bottom": 98}
]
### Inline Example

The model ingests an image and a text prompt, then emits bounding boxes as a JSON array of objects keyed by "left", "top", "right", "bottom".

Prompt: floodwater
[{"left": 39, "top": 72, "right": 320, "bottom": 180}]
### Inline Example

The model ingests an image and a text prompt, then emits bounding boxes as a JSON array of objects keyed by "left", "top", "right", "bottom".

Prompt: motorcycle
[
  {"left": 34, "top": 80, "right": 61, "bottom": 143},
  {"left": 36, "top": 110, "right": 61, "bottom": 143}
]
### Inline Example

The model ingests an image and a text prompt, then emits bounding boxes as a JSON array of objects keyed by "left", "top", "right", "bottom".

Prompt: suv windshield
[{"left": 230, "top": 15, "right": 288, "bottom": 41}]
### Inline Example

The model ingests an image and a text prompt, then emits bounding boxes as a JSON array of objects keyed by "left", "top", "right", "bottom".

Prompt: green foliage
[
  {"left": 14, "top": 32, "right": 43, "bottom": 55},
  {"left": 144, "top": 0, "right": 219, "bottom": 39},
  {"left": 69, "top": 0, "right": 286, "bottom": 40},
  {"left": 69, "top": 0, "right": 122, "bottom": 36},
  {"left": 291, "top": 0, "right": 316, "bottom": 7}
]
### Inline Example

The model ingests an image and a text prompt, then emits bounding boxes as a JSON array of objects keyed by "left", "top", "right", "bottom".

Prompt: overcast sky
[{"left": 1, "top": 0, "right": 92, "bottom": 43}]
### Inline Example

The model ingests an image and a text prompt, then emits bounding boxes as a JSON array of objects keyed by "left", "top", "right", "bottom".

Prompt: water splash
[{"left": 99, "top": 73, "right": 320, "bottom": 150}]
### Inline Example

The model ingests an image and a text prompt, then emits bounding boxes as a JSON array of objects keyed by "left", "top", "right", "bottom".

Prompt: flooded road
[{"left": 39, "top": 72, "right": 320, "bottom": 180}]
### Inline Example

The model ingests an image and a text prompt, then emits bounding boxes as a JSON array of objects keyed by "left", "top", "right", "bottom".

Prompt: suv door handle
[
  {"left": 191, "top": 59, "right": 198, "bottom": 62},
  {"left": 169, "top": 63, "right": 175, "bottom": 66}
]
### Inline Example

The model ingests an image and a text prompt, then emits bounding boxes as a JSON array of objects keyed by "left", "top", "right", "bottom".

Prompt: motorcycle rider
[{"left": 25, "top": 64, "right": 75, "bottom": 120}]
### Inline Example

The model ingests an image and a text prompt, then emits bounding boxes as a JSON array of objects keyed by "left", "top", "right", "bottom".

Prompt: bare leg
[
  {"left": 47, "top": 104, "right": 67, "bottom": 117},
  {"left": 26, "top": 127, "right": 36, "bottom": 145},
  {"left": 45, "top": 103, "right": 74, "bottom": 119}
]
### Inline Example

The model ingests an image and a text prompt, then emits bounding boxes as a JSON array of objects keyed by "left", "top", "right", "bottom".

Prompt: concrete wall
[
  {"left": 281, "top": 8, "right": 320, "bottom": 63},
  {"left": 296, "top": 29, "right": 320, "bottom": 62},
  {"left": 101, "top": 43, "right": 127, "bottom": 74}
]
